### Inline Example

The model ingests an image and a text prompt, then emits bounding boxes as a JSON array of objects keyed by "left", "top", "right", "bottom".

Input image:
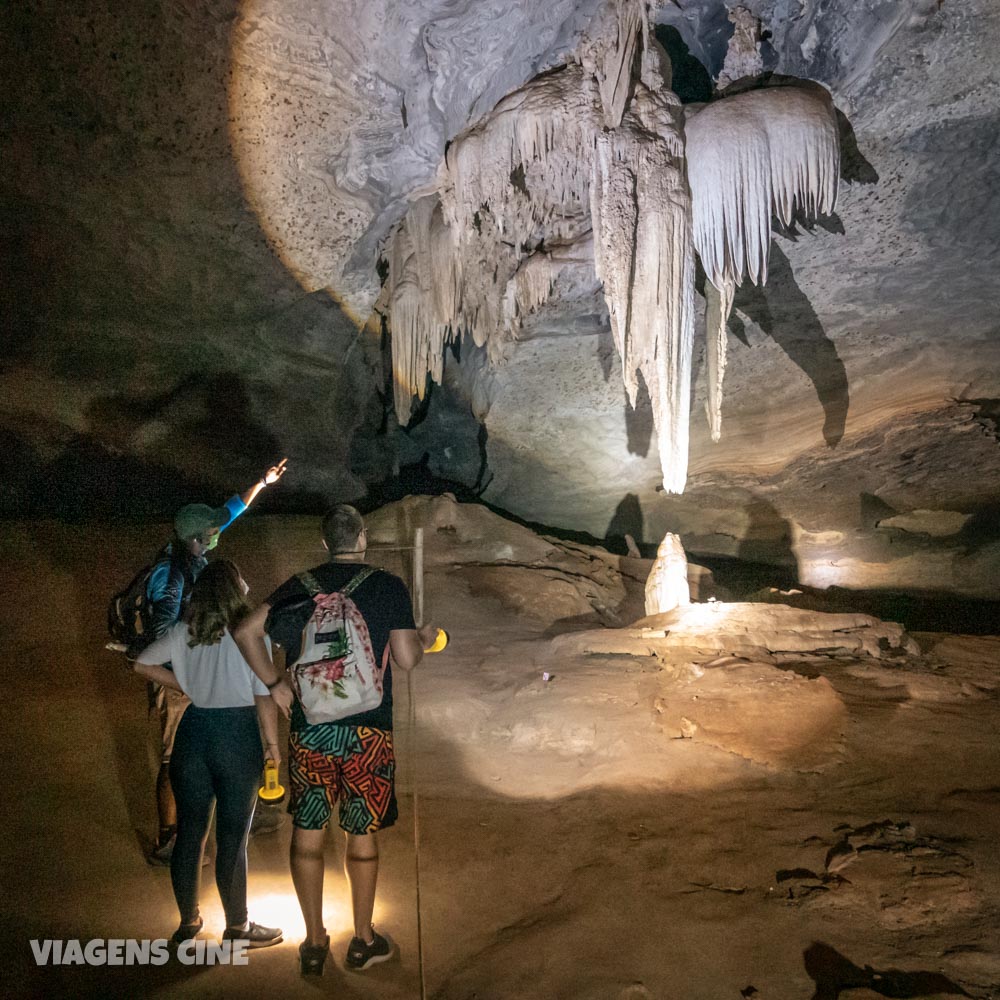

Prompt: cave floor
[{"left": 4, "top": 516, "right": 1000, "bottom": 999}]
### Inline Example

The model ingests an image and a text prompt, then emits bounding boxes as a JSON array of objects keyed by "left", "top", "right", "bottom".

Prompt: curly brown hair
[{"left": 186, "top": 559, "right": 250, "bottom": 647}]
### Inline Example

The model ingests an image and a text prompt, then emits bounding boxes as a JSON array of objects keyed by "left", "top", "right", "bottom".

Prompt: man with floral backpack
[{"left": 235, "top": 504, "right": 438, "bottom": 977}]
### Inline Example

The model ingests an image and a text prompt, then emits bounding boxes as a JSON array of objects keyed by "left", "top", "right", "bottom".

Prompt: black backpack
[{"left": 107, "top": 563, "right": 157, "bottom": 650}]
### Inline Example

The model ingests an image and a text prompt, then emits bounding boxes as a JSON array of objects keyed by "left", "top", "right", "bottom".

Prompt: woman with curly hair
[{"left": 134, "top": 559, "right": 282, "bottom": 948}]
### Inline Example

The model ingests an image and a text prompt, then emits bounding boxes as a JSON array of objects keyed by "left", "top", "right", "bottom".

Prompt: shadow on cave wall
[
  {"left": 87, "top": 373, "right": 283, "bottom": 464},
  {"left": 687, "top": 494, "right": 800, "bottom": 594},
  {"left": 606, "top": 493, "right": 645, "bottom": 552},
  {"left": 0, "top": 372, "right": 341, "bottom": 521},
  {"left": 625, "top": 373, "right": 655, "bottom": 458},
  {"left": 803, "top": 942, "right": 968, "bottom": 1000},
  {"left": 1, "top": 0, "right": 386, "bottom": 519},
  {"left": 728, "top": 244, "right": 850, "bottom": 447},
  {"left": 654, "top": 24, "right": 715, "bottom": 104}
]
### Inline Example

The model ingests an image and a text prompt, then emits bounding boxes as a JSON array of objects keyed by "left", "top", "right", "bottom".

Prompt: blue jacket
[{"left": 146, "top": 495, "right": 248, "bottom": 638}]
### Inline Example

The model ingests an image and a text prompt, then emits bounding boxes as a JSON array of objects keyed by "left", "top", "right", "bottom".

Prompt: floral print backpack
[{"left": 290, "top": 568, "right": 388, "bottom": 724}]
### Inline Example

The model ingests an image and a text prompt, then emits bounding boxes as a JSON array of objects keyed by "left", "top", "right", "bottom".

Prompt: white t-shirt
[{"left": 137, "top": 623, "right": 270, "bottom": 708}]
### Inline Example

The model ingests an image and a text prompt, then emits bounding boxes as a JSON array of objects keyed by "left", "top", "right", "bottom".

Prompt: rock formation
[
  {"left": 383, "top": 0, "right": 840, "bottom": 495},
  {"left": 644, "top": 531, "right": 691, "bottom": 614},
  {"left": 3, "top": 0, "right": 999, "bottom": 599}
]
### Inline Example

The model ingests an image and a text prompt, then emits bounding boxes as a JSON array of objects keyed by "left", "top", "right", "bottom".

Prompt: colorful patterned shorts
[{"left": 288, "top": 725, "right": 397, "bottom": 834}]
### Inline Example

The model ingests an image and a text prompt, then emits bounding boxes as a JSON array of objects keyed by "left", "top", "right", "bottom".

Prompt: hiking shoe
[
  {"left": 170, "top": 917, "right": 203, "bottom": 945},
  {"left": 250, "top": 806, "right": 285, "bottom": 836},
  {"left": 345, "top": 929, "right": 395, "bottom": 970},
  {"left": 299, "top": 934, "right": 330, "bottom": 976},
  {"left": 223, "top": 922, "right": 283, "bottom": 949}
]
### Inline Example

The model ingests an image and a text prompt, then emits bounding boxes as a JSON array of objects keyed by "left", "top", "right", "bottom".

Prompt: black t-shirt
[{"left": 264, "top": 562, "right": 416, "bottom": 731}]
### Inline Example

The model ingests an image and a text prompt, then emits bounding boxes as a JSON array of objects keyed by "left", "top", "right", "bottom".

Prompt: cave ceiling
[{"left": 2, "top": 0, "right": 999, "bottom": 596}]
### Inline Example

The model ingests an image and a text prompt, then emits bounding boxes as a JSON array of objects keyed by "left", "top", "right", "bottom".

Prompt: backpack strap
[
  {"left": 297, "top": 570, "right": 323, "bottom": 597},
  {"left": 342, "top": 566, "right": 377, "bottom": 597},
  {"left": 297, "top": 566, "right": 376, "bottom": 598}
]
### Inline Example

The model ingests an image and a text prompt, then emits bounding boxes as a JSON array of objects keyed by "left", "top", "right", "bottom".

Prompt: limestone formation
[
  {"left": 644, "top": 532, "right": 691, "bottom": 614},
  {"left": 716, "top": 5, "right": 764, "bottom": 89},
  {"left": 686, "top": 84, "right": 840, "bottom": 441},
  {"left": 5, "top": 0, "right": 1000, "bottom": 599},
  {"left": 552, "top": 602, "right": 920, "bottom": 662},
  {"left": 385, "top": 0, "right": 840, "bottom": 495}
]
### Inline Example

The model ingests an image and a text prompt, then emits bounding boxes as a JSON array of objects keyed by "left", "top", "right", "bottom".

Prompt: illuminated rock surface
[{"left": 7, "top": 508, "right": 1000, "bottom": 997}]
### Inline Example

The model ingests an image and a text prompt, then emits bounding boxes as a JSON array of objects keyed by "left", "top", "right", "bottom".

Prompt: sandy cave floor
[{"left": 3, "top": 513, "right": 1000, "bottom": 1000}]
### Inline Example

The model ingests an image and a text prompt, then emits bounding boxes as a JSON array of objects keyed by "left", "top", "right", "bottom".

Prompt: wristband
[{"left": 265, "top": 676, "right": 283, "bottom": 690}]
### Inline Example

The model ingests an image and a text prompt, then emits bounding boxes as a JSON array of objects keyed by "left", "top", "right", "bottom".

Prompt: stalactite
[
  {"left": 386, "top": 218, "right": 424, "bottom": 424},
  {"left": 438, "top": 65, "right": 600, "bottom": 257},
  {"left": 386, "top": 196, "right": 460, "bottom": 424},
  {"left": 704, "top": 277, "right": 735, "bottom": 443},
  {"left": 591, "top": 84, "right": 695, "bottom": 494},
  {"left": 686, "top": 85, "right": 839, "bottom": 291},
  {"left": 502, "top": 252, "right": 556, "bottom": 332},
  {"left": 385, "top": 2, "right": 841, "bottom": 492},
  {"left": 686, "top": 84, "right": 839, "bottom": 442},
  {"left": 593, "top": 0, "right": 644, "bottom": 128}
]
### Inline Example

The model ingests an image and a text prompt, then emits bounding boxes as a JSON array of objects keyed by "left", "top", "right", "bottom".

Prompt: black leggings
[{"left": 169, "top": 705, "right": 263, "bottom": 929}]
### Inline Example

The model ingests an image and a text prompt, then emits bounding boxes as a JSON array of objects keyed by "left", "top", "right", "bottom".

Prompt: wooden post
[
  {"left": 408, "top": 524, "right": 427, "bottom": 1000},
  {"left": 413, "top": 526, "right": 424, "bottom": 628}
]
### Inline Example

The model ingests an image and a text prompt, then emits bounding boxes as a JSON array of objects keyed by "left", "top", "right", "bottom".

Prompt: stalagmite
[{"left": 645, "top": 532, "right": 691, "bottom": 615}]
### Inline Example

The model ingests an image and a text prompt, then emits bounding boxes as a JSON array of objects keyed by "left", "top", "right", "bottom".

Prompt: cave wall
[
  {"left": 1, "top": 0, "right": 612, "bottom": 519},
  {"left": 3, "top": 0, "right": 999, "bottom": 598},
  {"left": 1, "top": 0, "right": 399, "bottom": 517}
]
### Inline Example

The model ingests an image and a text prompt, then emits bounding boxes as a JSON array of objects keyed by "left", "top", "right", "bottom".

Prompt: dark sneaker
[
  {"left": 170, "top": 917, "right": 203, "bottom": 945},
  {"left": 223, "top": 922, "right": 283, "bottom": 949},
  {"left": 345, "top": 929, "right": 395, "bottom": 970},
  {"left": 299, "top": 934, "right": 330, "bottom": 977}
]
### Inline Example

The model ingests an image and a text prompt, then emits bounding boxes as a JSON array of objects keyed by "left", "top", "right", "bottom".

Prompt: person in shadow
[
  {"left": 140, "top": 459, "right": 288, "bottom": 864},
  {"left": 133, "top": 560, "right": 283, "bottom": 948}
]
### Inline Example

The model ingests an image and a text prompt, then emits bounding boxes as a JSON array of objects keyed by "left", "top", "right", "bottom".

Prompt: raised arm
[
  {"left": 234, "top": 602, "right": 294, "bottom": 718},
  {"left": 238, "top": 458, "right": 288, "bottom": 510}
]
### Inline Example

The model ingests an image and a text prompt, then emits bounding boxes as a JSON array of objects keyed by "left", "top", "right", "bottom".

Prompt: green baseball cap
[{"left": 174, "top": 503, "right": 229, "bottom": 541}]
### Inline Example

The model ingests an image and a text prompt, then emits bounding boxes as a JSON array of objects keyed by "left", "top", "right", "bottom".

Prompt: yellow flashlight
[
  {"left": 258, "top": 758, "right": 285, "bottom": 804},
  {"left": 423, "top": 628, "right": 450, "bottom": 653}
]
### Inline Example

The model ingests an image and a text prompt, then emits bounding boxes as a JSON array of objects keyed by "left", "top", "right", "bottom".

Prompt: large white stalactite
[
  {"left": 384, "top": 0, "right": 841, "bottom": 496},
  {"left": 591, "top": 84, "right": 695, "bottom": 494},
  {"left": 686, "top": 85, "right": 840, "bottom": 443}
]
